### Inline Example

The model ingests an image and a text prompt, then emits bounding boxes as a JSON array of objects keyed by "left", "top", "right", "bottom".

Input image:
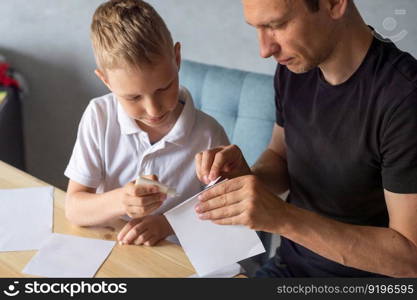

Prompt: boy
[{"left": 64, "top": 0, "right": 229, "bottom": 246}]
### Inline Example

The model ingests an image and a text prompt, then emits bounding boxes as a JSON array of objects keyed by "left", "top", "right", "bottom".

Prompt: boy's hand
[
  {"left": 195, "top": 145, "right": 251, "bottom": 184},
  {"left": 117, "top": 215, "right": 174, "bottom": 246},
  {"left": 120, "top": 175, "right": 167, "bottom": 218}
]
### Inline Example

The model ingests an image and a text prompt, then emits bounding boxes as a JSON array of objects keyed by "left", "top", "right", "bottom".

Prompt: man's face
[
  {"left": 99, "top": 45, "right": 181, "bottom": 130},
  {"left": 242, "top": 0, "right": 336, "bottom": 73}
]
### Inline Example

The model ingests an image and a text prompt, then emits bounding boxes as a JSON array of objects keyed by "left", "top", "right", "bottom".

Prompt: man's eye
[{"left": 271, "top": 21, "right": 287, "bottom": 30}]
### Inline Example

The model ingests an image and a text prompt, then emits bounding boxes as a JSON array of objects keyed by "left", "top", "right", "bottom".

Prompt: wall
[{"left": 0, "top": 0, "right": 416, "bottom": 188}]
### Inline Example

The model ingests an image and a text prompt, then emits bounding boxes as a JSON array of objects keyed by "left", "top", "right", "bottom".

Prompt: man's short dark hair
[
  {"left": 304, "top": 0, "right": 320, "bottom": 12},
  {"left": 304, "top": 0, "right": 352, "bottom": 12}
]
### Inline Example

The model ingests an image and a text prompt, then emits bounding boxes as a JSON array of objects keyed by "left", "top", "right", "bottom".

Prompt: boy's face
[{"left": 96, "top": 43, "right": 181, "bottom": 130}]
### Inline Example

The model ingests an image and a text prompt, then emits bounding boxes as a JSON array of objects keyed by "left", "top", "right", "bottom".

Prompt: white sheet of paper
[
  {"left": 164, "top": 179, "right": 265, "bottom": 276},
  {"left": 23, "top": 233, "right": 115, "bottom": 278},
  {"left": 0, "top": 186, "right": 54, "bottom": 252}
]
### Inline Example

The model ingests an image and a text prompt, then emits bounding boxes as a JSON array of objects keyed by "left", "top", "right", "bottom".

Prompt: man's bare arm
[
  {"left": 278, "top": 190, "right": 417, "bottom": 277},
  {"left": 251, "top": 124, "right": 290, "bottom": 195}
]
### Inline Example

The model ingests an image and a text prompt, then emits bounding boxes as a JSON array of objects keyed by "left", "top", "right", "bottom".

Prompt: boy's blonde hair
[{"left": 91, "top": 0, "right": 174, "bottom": 70}]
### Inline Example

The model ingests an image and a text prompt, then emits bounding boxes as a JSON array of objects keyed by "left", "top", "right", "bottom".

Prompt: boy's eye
[{"left": 127, "top": 95, "right": 142, "bottom": 101}]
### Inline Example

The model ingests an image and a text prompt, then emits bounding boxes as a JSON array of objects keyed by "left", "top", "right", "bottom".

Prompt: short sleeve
[
  {"left": 64, "top": 102, "right": 104, "bottom": 188},
  {"left": 381, "top": 89, "right": 417, "bottom": 193},
  {"left": 275, "top": 65, "right": 285, "bottom": 127}
]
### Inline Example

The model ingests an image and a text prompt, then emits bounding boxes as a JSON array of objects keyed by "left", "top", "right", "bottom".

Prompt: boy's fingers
[
  {"left": 117, "top": 218, "right": 142, "bottom": 241},
  {"left": 126, "top": 201, "right": 163, "bottom": 218},
  {"left": 144, "top": 236, "right": 160, "bottom": 246},
  {"left": 125, "top": 193, "right": 165, "bottom": 207},
  {"left": 143, "top": 201, "right": 164, "bottom": 215},
  {"left": 123, "top": 226, "right": 148, "bottom": 244},
  {"left": 117, "top": 229, "right": 128, "bottom": 243},
  {"left": 136, "top": 175, "right": 160, "bottom": 195},
  {"left": 134, "top": 185, "right": 160, "bottom": 196},
  {"left": 134, "top": 231, "right": 153, "bottom": 245},
  {"left": 126, "top": 182, "right": 158, "bottom": 196},
  {"left": 118, "top": 222, "right": 133, "bottom": 242},
  {"left": 141, "top": 174, "right": 159, "bottom": 182}
]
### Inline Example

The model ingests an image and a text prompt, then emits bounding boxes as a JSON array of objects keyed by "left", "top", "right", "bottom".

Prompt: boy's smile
[{"left": 95, "top": 43, "right": 182, "bottom": 141}]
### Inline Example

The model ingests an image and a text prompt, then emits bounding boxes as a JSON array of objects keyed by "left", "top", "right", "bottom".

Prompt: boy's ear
[
  {"left": 174, "top": 42, "right": 181, "bottom": 71},
  {"left": 94, "top": 69, "right": 111, "bottom": 90}
]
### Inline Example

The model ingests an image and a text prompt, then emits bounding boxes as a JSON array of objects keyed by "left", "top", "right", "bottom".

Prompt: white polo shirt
[{"left": 64, "top": 87, "right": 229, "bottom": 215}]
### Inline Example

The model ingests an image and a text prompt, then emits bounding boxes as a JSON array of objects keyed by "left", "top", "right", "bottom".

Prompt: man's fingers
[
  {"left": 212, "top": 215, "right": 243, "bottom": 226},
  {"left": 198, "top": 177, "right": 246, "bottom": 202},
  {"left": 195, "top": 152, "right": 204, "bottom": 182},
  {"left": 201, "top": 150, "right": 217, "bottom": 184},
  {"left": 195, "top": 189, "right": 241, "bottom": 213},
  {"left": 197, "top": 202, "right": 243, "bottom": 220},
  {"left": 195, "top": 147, "right": 224, "bottom": 184},
  {"left": 195, "top": 145, "right": 246, "bottom": 183},
  {"left": 212, "top": 213, "right": 257, "bottom": 230},
  {"left": 208, "top": 145, "right": 241, "bottom": 181},
  {"left": 208, "top": 152, "right": 226, "bottom": 181}
]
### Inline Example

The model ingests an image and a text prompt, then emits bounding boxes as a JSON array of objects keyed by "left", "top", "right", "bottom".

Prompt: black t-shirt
[{"left": 275, "top": 36, "right": 417, "bottom": 277}]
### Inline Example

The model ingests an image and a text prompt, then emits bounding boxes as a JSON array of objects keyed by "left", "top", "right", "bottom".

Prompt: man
[{"left": 194, "top": 0, "right": 417, "bottom": 277}]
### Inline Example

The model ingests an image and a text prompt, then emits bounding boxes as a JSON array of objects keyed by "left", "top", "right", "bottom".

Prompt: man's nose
[{"left": 258, "top": 28, "right": 280, "bottom": 58}]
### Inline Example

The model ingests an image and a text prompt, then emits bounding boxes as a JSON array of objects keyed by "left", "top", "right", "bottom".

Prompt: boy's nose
[
  {"left": 145, "top": 99, "right": 163, "bottom": 117},
  {"left": 258, "top": 28, "right": 281, "bottom": 59}
]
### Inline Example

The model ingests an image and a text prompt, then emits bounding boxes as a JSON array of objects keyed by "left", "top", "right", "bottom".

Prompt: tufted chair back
[{"left": 179, "top": 60, "right": 276, "bottom": 264}]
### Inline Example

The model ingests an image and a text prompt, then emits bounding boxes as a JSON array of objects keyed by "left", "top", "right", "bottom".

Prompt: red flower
[{"left": 0, "top": 63, "right": 20, "bottom": 88}]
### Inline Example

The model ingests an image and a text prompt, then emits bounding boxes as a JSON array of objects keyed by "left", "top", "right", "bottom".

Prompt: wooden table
[{"left": 0, "top": 161, "right": 196, "bottom": 277}]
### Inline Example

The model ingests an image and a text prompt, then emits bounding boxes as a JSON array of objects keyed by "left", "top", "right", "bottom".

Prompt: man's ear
[
  {"left": 324, "top": 0, "right": 349, "bottom": 20},
  {"left": 174, "top": 42, "right": 181, "bottom": 71},
  {"left": 94, "top": 69, "right": 112, "bottom": 90}
]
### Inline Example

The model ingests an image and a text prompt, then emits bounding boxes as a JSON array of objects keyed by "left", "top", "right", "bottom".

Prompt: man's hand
[
  {"left": 117, "top": 214, "right": 173, "bottom": 246},
  {"left": 119, "top": 175, "right": 167, "bottom": 219},
  {"left": 195, "top": 145, "right": 251, "bottom": 184},
  {"left": 195, "top": 175, "right": 286, "bottom": 232}
]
